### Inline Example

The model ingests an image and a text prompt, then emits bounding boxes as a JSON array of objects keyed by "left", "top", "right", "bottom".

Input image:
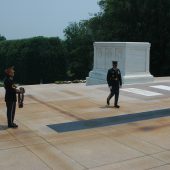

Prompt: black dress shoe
[
  {"left": 12, "top": 123, "right": 18, "bottom": 128},
  {"left": 8, "top": 123, "right": 18, "bottom": 128},
  {"left": 8, "top": 125, "right": 16, "bottom": 128},
  {"left": 114, "top": 105, "right": 120, "bottom": 108},
  {"left": 19, "top": 103, "right": 23, "bottom": 108},
  {"left": 107, "top": 99, "right": 110, "bottom": 106}
]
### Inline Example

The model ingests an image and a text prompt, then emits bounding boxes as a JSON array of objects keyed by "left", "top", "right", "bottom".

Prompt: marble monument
[{"left": 86, "top": 42, "right": 154, "bottom": 85}]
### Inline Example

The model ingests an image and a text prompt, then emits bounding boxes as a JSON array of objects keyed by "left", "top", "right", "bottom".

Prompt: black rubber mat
[{"left": 47, "top": 108, "right": 170, "bottom": 133}]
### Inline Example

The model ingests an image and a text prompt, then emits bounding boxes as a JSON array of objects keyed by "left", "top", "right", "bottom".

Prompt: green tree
[
  {"left": 64, "top": 21, "right": 93, "bottom": 80},
  {"left": 0, "top": 37, "right": 67, "bottom": 84},
  {"left": 88, "top": 0, "right": 170, "bottom": 76},
  {"left": 0, "top": 34, "right": 6, "bottom": 41}
]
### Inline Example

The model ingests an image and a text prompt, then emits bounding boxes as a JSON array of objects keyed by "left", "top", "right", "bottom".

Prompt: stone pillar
[{"left": 86, "top": 42, "right": 154, "bottom": 85}]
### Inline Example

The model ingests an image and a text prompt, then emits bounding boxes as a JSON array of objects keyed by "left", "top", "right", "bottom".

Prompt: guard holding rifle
[
  {"left": 4, "top": 66, "right": 25, "bottom": 128},
  {"left": 107, "top": 61, "right": 122, "bottom": 108}
]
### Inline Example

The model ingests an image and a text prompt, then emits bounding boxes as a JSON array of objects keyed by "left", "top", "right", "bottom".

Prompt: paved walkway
[{"left": 0, "top": 78, "right": 170, "bottom": 170}]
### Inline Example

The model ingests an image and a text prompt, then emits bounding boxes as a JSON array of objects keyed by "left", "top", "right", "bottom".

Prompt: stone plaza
[{"left": 0, "top": 77, "right": 170, "bottom": 170}]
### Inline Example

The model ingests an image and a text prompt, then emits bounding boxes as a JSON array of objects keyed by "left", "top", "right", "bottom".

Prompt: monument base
[
  {"left": 123, "top": 74, "right": 154, "bottom": 84},
  {"left": 86, "top": 70, "right": 107, "bottom": 85}
]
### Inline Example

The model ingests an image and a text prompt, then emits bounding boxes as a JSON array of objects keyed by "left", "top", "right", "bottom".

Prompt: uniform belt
[{"left": 110, "top": 78, "right": 118, "bottom": 81}]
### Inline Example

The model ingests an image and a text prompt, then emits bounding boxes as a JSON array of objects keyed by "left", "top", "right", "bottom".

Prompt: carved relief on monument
[
  {"left": 95, "top": 48, "right": 102, "bottom": 69},
  {"left": 115, "top": 48, "right": 123, "bottom": 61},
  {"left": 101, "top": 48, "right": 106, "bottom": 69},
  {"left": 115, "top": 48, "right": 123, "bottom": 71},
  {"left": 105, "top": 48, "right": 114, "bottom": 69},
  {"left": 126, "top": 48, "right": 146, "bottom": 74},
  {"left": 95, "top": 47, "right": 105, "bottom": 69}
]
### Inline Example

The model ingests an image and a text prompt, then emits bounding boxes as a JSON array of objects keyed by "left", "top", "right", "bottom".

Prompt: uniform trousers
[
  {"left": 6, "top": 102, "right": 16, "bottom": 126},
  {"left": 107, "top": 87, "right": 119, "bottom": 105}
]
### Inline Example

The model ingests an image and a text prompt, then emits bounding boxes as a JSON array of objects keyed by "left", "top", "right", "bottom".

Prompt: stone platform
[{"left": 0, "top": 77, "right": 170, "bottom": 170}]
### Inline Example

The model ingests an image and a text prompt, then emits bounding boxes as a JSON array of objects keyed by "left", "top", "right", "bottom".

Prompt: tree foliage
[
  {"left": 0, "top": 37, "right": 67, "bottom": 84},
  {"left": 0, "top": 35, "right": 6, "bottom": 41},
  {"left": 87, "top": 0, "right": 170, "bottom": 76},
  {"left": 64, "top": 0, "right": 170, "bottom": 77},
  {"left": 64, "top": 21, "right": 93, "bottom": 80}
]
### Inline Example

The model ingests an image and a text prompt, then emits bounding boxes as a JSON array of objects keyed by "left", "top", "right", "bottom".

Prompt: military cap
[{"left": 112, "top": 61, "right": 118, "bottom": 65}]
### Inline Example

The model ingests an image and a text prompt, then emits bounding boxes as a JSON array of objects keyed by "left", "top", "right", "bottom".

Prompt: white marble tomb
[{"left": 86, "top": 42, "right": 154, "bottom": 85}]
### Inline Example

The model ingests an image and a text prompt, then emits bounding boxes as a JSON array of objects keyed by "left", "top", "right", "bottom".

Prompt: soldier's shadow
[
  {"left": 100, "top": 105, "right": 115, "bottom": 109},
  {"left": 0, "top": 125, "right": 8, "bottom": 131}
]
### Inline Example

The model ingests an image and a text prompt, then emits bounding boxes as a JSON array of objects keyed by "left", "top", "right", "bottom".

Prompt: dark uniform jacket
[
  {"left": 4, "top": 76, "right": 17, "bottom": 102},
  {"left": 107, "top": 68, "right": 122, "bottom": 88}
]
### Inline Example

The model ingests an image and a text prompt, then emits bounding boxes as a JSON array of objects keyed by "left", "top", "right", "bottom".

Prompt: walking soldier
[{"left": 107, "top": 61, "right": 122, "bottom": 108}]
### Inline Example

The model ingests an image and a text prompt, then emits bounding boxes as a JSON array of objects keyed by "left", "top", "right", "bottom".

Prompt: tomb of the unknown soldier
[{"left": 86, "top": 42, "right": 154, "bottom": 85}]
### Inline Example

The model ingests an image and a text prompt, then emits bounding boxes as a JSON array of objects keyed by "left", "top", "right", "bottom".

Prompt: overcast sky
[{"left": 0, "top": 0, "right": 100, "bottom": 40}]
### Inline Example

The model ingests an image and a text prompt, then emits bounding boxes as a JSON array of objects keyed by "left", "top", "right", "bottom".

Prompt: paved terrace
[{"left": 0, "top": 77, "right": 170, "bottom": 170}]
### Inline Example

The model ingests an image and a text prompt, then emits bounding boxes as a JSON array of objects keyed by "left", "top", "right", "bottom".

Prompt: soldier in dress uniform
[
  {"left": 4, "top": 66, "right": 19, "bottom": 128},
  {"left": 107, "top": 61, "right": 122, "bottom": 108}
]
